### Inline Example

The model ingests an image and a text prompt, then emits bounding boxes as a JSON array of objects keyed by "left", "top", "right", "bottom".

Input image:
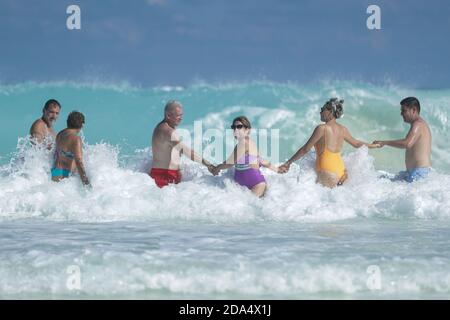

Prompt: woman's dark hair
[
  {"left": 67, "top": 111, "right": 85, "bottom": 129},
  {"left": 232, "top": 116, "right": 251, "bottom": 129},
  {"left": 323, "top": 98, "right": 344, "bottom": 119}
]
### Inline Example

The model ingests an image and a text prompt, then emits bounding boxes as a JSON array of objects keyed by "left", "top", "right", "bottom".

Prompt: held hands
[
  {"left": 211, "top": 165, "right": 221, "bottom": 176},
  {"left": 208, "top": 161, "right": 292, "bottom": 175},
  {"left": 278, "top": 162, "right": 291, "bottom": 174},
  {"left": 206, "top": 164, "right": 217, "bottom": 175},
  {"left": 206, "top": 164, "right": 221, "bottom": 176},
  {"left": 203, "top": 159, "right": 219, "bottom": 176},
  {"left": 371, "top": 141, "right": 384, "bottom": 148}
]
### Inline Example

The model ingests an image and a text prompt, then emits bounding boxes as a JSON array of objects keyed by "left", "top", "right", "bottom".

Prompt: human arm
[
  {"left": 337, "top": 169, "right": 348, "bottom": 186},
  {"left": 279, "top": 125, "right": 325, "bottom": 172},
  {"left": 29, "top": 121, "right": 46, "bottom": 144},
  {"left": 343, "top": 127, "right": 381, "bottom": 149},
  {"left": 259, "top": 158, "right": 281, "bottom": 173},
  {"left": 73, "top": 138, "right": 91, "bottom": 187},
  {"left": 373, "top": 122, "right": 421, "bottom": 149},
  {"left": 178, "top": 142, "right": 213, "bottom": 166},
  {"left": 170, "top": 130, "right": 214, "bottom": 170},
  {"left": 212, "top": 145, "right": 240, "bottom": 175}
]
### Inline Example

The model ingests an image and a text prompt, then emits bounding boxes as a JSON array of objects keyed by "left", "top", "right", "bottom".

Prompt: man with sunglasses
[{"left": 150, "top": 100, "right": 215, "bottom": 188}]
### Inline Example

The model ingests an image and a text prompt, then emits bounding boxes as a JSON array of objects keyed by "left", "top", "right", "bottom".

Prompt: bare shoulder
[
  {"left": 338, "top": 123, "right": 349, "bottom": 134},
  {"left": 156, "top": 122, "right": 180, "bottom": 145},
  {"left": 60, "top": 132, "right": 80, "bottom": 147},
  {"left": 413, "top": 118, "right": 428, "bottom": 131},
  {"left": 30, "top": 118, "right": 45, "bottom": 132},
  {"left": 236, "top": 138, "right": 247, "bottom": 149},
  {"left": 154, "top": 122, "right": 171, "bottom": 137},
  {"left": 418, "top": 117, "right": 429, "bottom": 127},
  {"left": 153, "top": 121, "right": 164, "bottom": 133},
  {"left": 246, "top": 138, "right": 258, "bottom": 153},
  {"left": 69, "top": 133, "right": 81, "bottom": 143},
  {"left": 165, "top": 125, "right": 178, "bottom": 141},
  {"left": 247, "top": 137, "right": 256, "bottom": 147},
  {"left": 418, "top": 118, "right": 432, "bottom": 135},
  {"left": 315, "top": 124, "right": 326, "bottom": 132},
  {"left": 314, "top": 124, "right": 327, "bottom": 136},
  {"left": 337, "top": 123, "right": 347, "bottom": 130}
]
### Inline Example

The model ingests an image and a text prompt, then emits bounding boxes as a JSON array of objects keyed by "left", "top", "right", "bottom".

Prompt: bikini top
[
  {"left": 235, "top": 154, "right": 261, "bottom": 171},
  {"left": 54, "top": 131, "right": 79, "bottom": 161},
  {"left": 58, "top": 148, "right": 75, "bottom": 160}
]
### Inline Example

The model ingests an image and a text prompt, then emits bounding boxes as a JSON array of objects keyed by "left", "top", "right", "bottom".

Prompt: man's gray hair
[{"left": 164, "top": 100, "right": 183, "bottom": 115}]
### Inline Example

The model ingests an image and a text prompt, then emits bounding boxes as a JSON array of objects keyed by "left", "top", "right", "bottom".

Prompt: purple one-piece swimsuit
[{"left": 234, "top": 154, "right": 266, "bottom": 189}]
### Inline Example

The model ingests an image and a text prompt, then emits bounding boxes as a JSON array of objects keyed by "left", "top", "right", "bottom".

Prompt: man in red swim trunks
[{"left": 150, "top": 100, "right": 215, "bottom": 188}]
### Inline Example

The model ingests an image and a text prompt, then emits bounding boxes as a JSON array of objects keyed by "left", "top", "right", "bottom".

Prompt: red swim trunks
[{"left": 149, "top": 168, "right": 182, "bottom": 188}]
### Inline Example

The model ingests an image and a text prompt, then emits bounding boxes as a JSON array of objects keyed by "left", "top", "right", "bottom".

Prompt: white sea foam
[
  {"left": 1, "top": 81, "right": 450, "bottom": 299},
  {"left": 1, "top": 139, "right": 450, "bottom": 223},
  {"left": 1, "top": 219, "right": 449, "bottom": 299}
]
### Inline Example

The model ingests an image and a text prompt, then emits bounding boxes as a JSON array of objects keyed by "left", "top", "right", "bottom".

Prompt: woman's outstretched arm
[
  {"left": 259, "top": 158, "right": 280, "bottom": 173},
  {"left": 343, "top": 127, "right": 380, "bottom": 149},
  {"left": 279, "top": 125, "right": 325, "bottom": 172},
  {"left": 212, "top": 144, "right": 243, "bottom": 175}
]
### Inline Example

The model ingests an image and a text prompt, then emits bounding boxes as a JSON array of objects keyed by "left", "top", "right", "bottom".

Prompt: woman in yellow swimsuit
[{"left": 280, "top": 98, "right": 380, "bottom": 187}]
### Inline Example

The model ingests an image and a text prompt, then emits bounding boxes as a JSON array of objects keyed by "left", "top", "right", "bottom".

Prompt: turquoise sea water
[{"left": 1, "top": 81, "right": 450, "bottom": 298}]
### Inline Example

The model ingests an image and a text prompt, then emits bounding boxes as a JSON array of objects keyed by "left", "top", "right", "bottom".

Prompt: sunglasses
[{"left": 231, "top": 124, "right": 246, "bottom": 130}]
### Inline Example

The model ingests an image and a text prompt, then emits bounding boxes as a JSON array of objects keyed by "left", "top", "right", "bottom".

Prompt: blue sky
[{"left": 1, "top": 0, "right": 449, "bottom": 88}]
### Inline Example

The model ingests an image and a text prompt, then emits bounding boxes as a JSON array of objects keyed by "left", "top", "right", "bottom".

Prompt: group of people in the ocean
[{"left": 29, "top": 96, "right": 432, "bottom": 197}]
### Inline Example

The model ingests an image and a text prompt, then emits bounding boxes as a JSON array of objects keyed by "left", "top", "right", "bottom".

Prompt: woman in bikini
[
  {"left": 212, "top": 116, "right": 281, "bottom": 197},
  {"left": 279, "top": 98, "right": 380, "bottom": 188},
  {"left": 52, "top": 111, "right": 90, "bottom": 187}
]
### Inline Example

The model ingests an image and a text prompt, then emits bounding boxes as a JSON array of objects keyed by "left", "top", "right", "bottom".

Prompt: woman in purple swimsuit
[{"left": 212, "top": 116, "right": 280, "bottom": 197}]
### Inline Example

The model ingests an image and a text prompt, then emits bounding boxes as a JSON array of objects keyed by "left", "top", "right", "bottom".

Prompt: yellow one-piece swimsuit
[{"left": 314, "top": 130, "right": 346, "bottom": 179}]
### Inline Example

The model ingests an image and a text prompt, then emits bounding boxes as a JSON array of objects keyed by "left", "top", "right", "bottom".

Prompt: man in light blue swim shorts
[
  {"left": 393, "top": 167, "right": 431, "bottom": 183},
  {"left": 373, "top": 97, "right": 432, "bottom": 183}
]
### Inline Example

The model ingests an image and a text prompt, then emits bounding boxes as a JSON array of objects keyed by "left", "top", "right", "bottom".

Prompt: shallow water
[
  {"left": 1, "top": 218, "right": 449, "bottom": 299},
  {"left": 1, "top": 81, "right": 450, "bottom": 299}
]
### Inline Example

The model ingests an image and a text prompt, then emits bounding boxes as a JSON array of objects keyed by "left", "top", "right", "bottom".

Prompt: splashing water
[{"left": 1, "top": 81, "right": 450, "bottom": 299}]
